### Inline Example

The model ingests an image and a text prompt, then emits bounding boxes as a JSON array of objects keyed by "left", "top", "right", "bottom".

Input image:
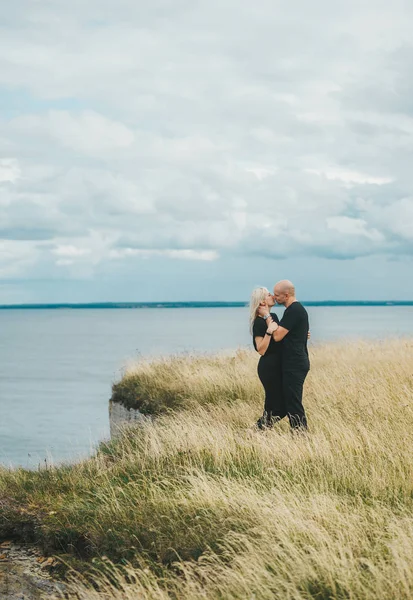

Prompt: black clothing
[
  {"left": 282, "top": 369, "right": 308, "bottom": 429},
  {"left": 257, "top": 356, "right": 286, "bottom": 419},
  {"left": 279, "top": 301, "right": 310, "bottom": 372},
  {"left": 279, "top": 302, "right": 310, "bottom": 430},
  {"left": 252, "top": 314, "right": 281, "bottom": 357},
  {"left": 253, "top": 314, "right": 284, "bottom": 418}
]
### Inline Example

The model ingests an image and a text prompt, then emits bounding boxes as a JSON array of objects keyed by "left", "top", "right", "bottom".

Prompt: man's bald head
[
  {"left": 274, "top": 280, "right": 295, "bottom": 295},
  {"left": 273, "top": 280, "right": 296, "bottom": 307}
]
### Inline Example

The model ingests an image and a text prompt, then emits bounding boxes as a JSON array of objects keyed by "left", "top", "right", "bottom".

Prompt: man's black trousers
[{"left": 282, "top": 369, "right": 309, "bottom": 429}]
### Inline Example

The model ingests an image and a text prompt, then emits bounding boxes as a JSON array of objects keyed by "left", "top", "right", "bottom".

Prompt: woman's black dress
[{"left": 252, "top": 314, "right": 286, "bottom": 420}]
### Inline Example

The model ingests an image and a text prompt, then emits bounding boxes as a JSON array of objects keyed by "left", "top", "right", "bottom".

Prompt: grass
[
  {"left": 1, "top": 340, "right": 413, "bottom": 599},
  {"left": 110, "top": 348, "right": 260, "bottom": 413}
]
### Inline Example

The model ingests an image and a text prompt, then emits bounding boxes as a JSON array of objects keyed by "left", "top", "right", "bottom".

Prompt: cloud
[
  {"left": 11, "top": 110, "right": 135, "bottom": 155},
  {"left": 305, "top": 168, "right": 393, "bottom": 186},
  {"left": 0, "top": 0, "right": 413, "bottom": 288},
  {"left": 0, "top": 239, "right": 38, "bottom": 277},
  {"left": 52, "top": 245, "right": 91, "bottom": 258},
  {"left": 326, "top": 216, "right": 384, "bottom": 241},
  {"left": 109, "top": 248, "right": 219, "bottom": 261},
  {"left": 0, "top": 159, "right": 20, "bottom": 184}
]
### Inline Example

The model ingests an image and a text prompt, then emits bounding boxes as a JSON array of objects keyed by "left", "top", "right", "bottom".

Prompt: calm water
[{"left": 1, "top": 306, "right": 413, "bottom": 468}]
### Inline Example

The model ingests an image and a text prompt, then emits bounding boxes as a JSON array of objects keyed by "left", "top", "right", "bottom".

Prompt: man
[{"left": 259, "top": 280, "right": 310, "bottom": 430}]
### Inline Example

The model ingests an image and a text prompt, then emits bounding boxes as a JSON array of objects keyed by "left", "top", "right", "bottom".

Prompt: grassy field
[{"left": 1, "top": 340, "right": 413, "bottom": 599}]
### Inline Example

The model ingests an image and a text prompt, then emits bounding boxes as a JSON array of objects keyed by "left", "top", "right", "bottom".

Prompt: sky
[{"left": 0, "top": 0, "right": 413, "bottom": 303}]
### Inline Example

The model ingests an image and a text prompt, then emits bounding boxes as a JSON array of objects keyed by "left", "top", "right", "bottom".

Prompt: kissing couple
[{"left": 249, "top": 280, "right": 310, "bottom": 431}]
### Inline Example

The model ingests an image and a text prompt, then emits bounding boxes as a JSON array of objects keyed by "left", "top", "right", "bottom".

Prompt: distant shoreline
[{"left": 1, "top": 301, "right": 413, "bottom": 309}]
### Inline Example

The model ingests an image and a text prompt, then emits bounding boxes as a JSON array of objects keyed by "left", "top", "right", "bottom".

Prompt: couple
[{"left": 250, "top": 280, "right": 310, "bottom": 431}]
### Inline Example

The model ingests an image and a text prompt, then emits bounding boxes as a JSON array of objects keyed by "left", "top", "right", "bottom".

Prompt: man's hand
[
  {"left": 257, "top": 305, "right": 269, "bottom": 318},
  {"left": 308, "top": 331, "right": 311, "bottom": 340}
]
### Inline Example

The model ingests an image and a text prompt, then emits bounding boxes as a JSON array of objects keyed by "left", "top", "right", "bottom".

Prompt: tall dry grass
[{"left": 1, "top": 340, "right": 413, "bottom": 599}]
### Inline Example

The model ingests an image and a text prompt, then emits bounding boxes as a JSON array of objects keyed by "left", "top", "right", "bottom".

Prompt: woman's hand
[
  {"left": 307, "top": 331, "right": 311, "bottom": 340},
  {"left": 267, "top": 321, "right": 278, "bottom": 334}
]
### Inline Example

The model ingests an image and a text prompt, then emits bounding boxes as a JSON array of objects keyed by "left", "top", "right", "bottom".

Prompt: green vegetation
[
  {"left": 111, "top": 349, "right": 257, "bottom": 413},
  {"left": 1, "top": 340, "right": 413, "bottom": 599}
]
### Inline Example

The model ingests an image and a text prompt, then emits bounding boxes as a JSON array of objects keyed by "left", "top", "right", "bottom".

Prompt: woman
[{"left": 249, "top": 287, "right": 286, "bottom": 429}]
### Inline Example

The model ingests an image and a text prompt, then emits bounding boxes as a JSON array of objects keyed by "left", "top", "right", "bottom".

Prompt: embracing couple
[{"left": 249, "top": 280, "right": 310, "bottom": 432}]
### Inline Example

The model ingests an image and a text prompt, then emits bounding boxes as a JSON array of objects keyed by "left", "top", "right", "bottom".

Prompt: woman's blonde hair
[{"left": 249, "top": 287, "right": 270, "bottom": 334}]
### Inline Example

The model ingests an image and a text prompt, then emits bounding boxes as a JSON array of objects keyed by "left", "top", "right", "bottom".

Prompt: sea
[{"left": 1, "top": 304, "right": 413, "bottom": 468}]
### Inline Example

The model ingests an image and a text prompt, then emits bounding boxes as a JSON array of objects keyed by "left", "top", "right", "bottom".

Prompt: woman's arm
[{"left": 255, "top": 320, "right": 278, "bottom": 355}]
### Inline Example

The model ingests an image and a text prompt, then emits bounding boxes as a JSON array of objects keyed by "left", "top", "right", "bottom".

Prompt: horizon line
[{"left": 1, "top": 300, "right": 413, "bottom": 309}]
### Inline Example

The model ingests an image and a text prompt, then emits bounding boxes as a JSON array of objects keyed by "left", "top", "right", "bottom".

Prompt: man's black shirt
[
  {"left": 252, "top": 313, "right": 281, "bottom": 358},
  {"left": 279, "top": 302, "right": 310, "bottom": 372}
]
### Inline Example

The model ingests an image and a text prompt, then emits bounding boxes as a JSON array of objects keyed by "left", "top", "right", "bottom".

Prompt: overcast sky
[{"left": 1, "top": 0, "right": 413, "bottom": 303}]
